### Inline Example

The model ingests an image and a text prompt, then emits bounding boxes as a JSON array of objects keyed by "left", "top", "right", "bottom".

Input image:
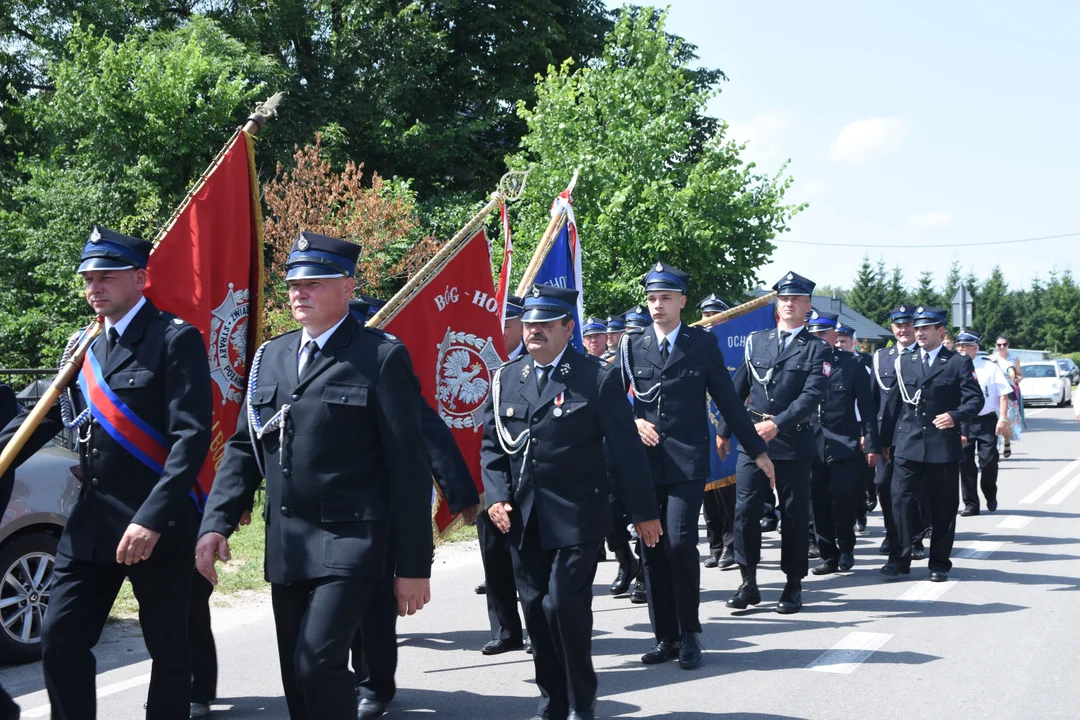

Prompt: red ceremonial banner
[
  {"left": 382, "top": 228, "right": 505, "bottom": 537},
  {"left": 144, "top": 131, "right": 264, "bottom": 500}
]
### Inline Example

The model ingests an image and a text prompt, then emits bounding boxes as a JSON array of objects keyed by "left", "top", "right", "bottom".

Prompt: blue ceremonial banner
[
  {"left": 706, "top": 303, "right": 776, "bottom": 489},
  {"left": 533, "top": 196, "right": 584, "bottom": 351}
]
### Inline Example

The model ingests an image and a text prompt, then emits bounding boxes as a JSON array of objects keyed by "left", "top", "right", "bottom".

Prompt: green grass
[
  {"left": 110, "top": 494, "right": 268, "bottom": 620},
  {"left": 441, "top": 522, "right": 478, "bottom": 544}
]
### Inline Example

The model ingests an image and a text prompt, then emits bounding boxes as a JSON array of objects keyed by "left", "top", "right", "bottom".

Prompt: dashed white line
[
  {"left": 20, "top": 673, "right": 152, "bottom": 718},
  {"left": 955, "top": 541, "right": 1004, "bottom": 559},
  {"left": 1025, "top": 409, "right": 1046, "bottom": 417},
  {"left": 1019, "top": 456, "right": 1080, "bottom": 504},
  {"left": 899, "top": 580, "right": 958, "bottom": 602},
  {"left": 1046, "top": 471, "right": 1080, "bottom": 506},
  {"left": 807, "top": 632, "right": 892, "bottom": 674},
  {"left": 997, "top": 515, "right": 1033, "bottom": 529}
]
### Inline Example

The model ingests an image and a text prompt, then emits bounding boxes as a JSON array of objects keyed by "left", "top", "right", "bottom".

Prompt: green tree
[
  {"left": 1012, "top": 278, "right": 1045, "bottom": 350},
  {"left": 913, "top": 270, "right": 943, "bottom": 310},
  {"left": 882, "top": 264, "right": 907, "bottom": 315},
  {"left": 0, "top": 18, "right": 278, "bottom": 368},
  {"left": 847, "top": 256, "right": 888, "bottom": 326},
  {"left": 972, "top": 266, "right": 1014, "bottom": 344},
  {"left": 505, "top": 5, "right": 803, "bottom": 312},
  {"left": 1039, "top": 271, "right": 1080, "bottom": 353}
]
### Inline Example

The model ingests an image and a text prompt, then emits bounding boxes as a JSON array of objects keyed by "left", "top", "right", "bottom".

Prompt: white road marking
[
  {"left": 1047, "top": 471, "right": 1080, "bottom": 506},
  {"left": 20, "top": 673, "right": 152, "bottom": 718},
  {"left": 1025, "top": 409, "right": 1046, "bottom": 417},
  {"left": 1019, "top": 456, "right": 1080, "bottom": 504},
  {"left": 997, "top": 515, "right": 1033, "bottom": 529},
  {"left": 955, "top": 541, "right": 1004, "bottom": 559},
  {"left": 807, "top": 632, "right": 892, "bottom": 674},
  {"left": 899, "top": 580, "right": 958, "bottom": 602}
]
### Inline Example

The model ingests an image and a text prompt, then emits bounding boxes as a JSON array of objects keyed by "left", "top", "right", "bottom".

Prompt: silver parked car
[{"left": 0, "top": 441, "right": 80, "bottom": 663}]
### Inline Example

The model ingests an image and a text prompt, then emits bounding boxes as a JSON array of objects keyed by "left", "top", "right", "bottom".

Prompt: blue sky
[{"left": 604, "top": 1, "right": 1078, "bottom": 292}]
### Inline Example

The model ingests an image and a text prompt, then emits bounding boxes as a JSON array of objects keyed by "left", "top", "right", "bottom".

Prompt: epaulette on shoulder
[
  {"left": 364, "top": 326, "right": 401, "bottom": 343},
  {"left": 156, "top": 309, "right": 189, "bottom": 331},
  {"left": 582, "top": 353, "right": 606, "bottom": 369},
  {"left": 626, "top": 326, "right": 646, "bottom": 335},
  {"left": 268, "top": 328, "right": 302, "bottom": 345}
]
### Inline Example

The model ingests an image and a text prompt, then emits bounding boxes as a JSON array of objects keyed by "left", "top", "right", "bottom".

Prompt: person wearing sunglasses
[{"left": 990, "top": 336, "right": 1023, "bottom": 457}]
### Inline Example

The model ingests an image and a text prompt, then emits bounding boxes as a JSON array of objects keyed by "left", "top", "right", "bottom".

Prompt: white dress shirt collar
[
  {"left": 533, "top": 345, "right": 569, "bottom": 381},
  {"left": 299, "top": 313, "right": 350, "bottom": 355},
  {"left": 653, "top": 322, "right": 683, "bottom": 350},
  {"left": 104, "top": 296, "right": 147, "bottom": 338},
  {"left": 922, "top": 343, "right": 944, "bottom": 366}
]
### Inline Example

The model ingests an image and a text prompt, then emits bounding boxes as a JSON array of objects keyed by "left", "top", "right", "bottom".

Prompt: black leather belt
[{"left": 750, "top": 409, "right": 811, "bottom": 432}]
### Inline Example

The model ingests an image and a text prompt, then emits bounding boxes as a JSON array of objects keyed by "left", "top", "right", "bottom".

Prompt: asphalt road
[{"left": 3, "top": 406, "right": 1078, "bottom": 720}]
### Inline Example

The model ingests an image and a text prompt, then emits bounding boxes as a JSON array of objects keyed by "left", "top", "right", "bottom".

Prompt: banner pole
[
  {"left": 514, "top": 168, "right": 580, "bottom": 296},
  {"left": 691, "top": 291, "right": 778, "bottom": 329}
]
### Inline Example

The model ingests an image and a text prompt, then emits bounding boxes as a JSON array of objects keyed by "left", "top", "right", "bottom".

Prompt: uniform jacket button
[
  {"left": 291, "top": 393, "right": 300, "bottom": 401},
  {"left": 281, "top": 506, "right": 291, "bottom": 517},
  {"left": 353, "top": 512, "right": 361, "bottom": 519},
  {"left": 282, "top": 468, "right": 291, "bottom": 477},
  {"left": 168, "top": 520, "right": 176, "bottom": 528},
  {"left": 128, "top": 378, "right": 135, "bottom": 386},
  {"left": 341, "top": 395, "right": 348, "bottom": 402},
  {"left": 91, "top": 477, "right": 99, "bottom": 486},
  {"left": 92, "top": 448, "right": 100, "bottom": 458}
]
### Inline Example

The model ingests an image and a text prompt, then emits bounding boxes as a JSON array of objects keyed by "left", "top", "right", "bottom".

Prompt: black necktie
[
  {"left": 537, "top": 365, "right": 552, "bottom": 394},
  {"left": 660, "top": 338, "right": 670, "bottom": 362},
  {"left": 779, "top": 331, "right": 791, "bottom": 350},
  {"left": 106, "top": 328, "right": 119, "bottom": 361},
  {"left": 298, "top": 340, "right": 319, "bottom": 378},
  {"left": 922, "top": 352, "right": 930, "bottom": 371}
]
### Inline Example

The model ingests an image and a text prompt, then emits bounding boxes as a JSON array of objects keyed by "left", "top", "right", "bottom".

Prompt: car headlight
[{"left": 1051, "top": 382, "right": 1061, "bottom": 391}]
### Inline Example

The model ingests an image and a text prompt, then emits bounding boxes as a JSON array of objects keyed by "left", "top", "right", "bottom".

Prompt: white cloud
[
  {"left": 828, "top": 117, "right": 907, "bottom": 163},
  {"left": 725, "top": 111, "right": 794, "bottom": 165},
  {"left": 904, "top": 211, "right": 953, "bottom": 232},
  {"left": 795, "top": 179, "right": 825, "bottom": 199}
]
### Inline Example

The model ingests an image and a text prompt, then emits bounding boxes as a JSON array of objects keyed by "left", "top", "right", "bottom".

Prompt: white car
[{"left": 1020, "top": 362, "right": 1073, "bottom": 407}]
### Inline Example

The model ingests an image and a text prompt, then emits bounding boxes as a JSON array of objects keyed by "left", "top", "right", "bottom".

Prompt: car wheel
[
  {"left": 1060, "top": 388, "right": 1069, "bottom": 407},
  {"left": 0, "top": 532, "right": 58, "bottom": 663}
]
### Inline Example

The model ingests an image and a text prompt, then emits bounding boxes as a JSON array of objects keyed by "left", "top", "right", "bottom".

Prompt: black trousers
[
  {"left": 512, "top": 519, "right": 600, "bottom": 720},
  {"left": 188, "top": 569, "right": 217, "bottom": 705},
  {"left": 702, "top": 483, "right": 735, "bottom": 555},
  {"left": 877, "top": 454, "right": 931, "bottom": 546},
  {"left": 352, "top": 567, "right": 398, "bottom": 704},
  {"left": 477, "top": 511, "right": 524, "bottom": 642},
  {"left": 271, "top": 576, "right": 374, "bottom": 720},
  {"left": 961, "top": 413, "right": 1000, "bottom": 510},
  {"left": 43, "top": 546, "right": 194, "bottom": 720},
  {"left": 811, "top": 457, "right": 860, "bottom": 561},
  {"left": 734, "top": 455, "right": 812, "bottom": 578},
  {"left": 642, "top": 481, "right": 705, "bottom": 642},
  {"left": 890, "top": 458, "right": 959, "bottom": 572},
  {"left": 605, "top": 495, "right": 633, "bottom": 557},
  {"left": 0, "top": 683, "right": 16, "bottom": 720}
]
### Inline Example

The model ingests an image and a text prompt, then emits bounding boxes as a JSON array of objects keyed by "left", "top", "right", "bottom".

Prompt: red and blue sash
[{"left": 78, "top": 350, "right": 205, "bottom": 512}]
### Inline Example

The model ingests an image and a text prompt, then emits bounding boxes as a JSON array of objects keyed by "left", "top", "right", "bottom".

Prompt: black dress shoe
[
  {"left": 807, "top": 544, "right": 820, "bottom": 559},
  {"left": 838, "top": 552, "right": 855, "bottom": 572},
  {"left": 928, "top": 570, "right": 949, "bottom": 583},
  {"left": 678, "top": 632, "right": 703, "bottom": 669},
  {"left": 525, "top": 640, "right": 533, "bottom": 655},
  {"left": 866, "top": 495, "right": 878, "bottom": 512},
  {"left": 880, "top": 561, "right": 910, "bottom": 578},
  {"left": 609, "top": 556, "right": 639, "bottom": 595},
  {"left": 855, "top": 518, "right": 868, "bottom": 535},
  {"left": 474, "top": 582, "right": 487, "bottom": 595},
  {"left": 879, "top": 538, "right": 893, "bottom": 555},
  {"left": 641, "top": 639, "right": 682, "bottom": 664},
  {"left": 568, "top": 712, "right": 595, "bottom": 720},
  {"left": 718, "top": 547, "right": 736, "bottom": 569},
  {"left": 811, "top": 559, "right": 838, "bottom": 575},
  {"left": 776, "top": 578, "right": 802, "bottom": 614},
  {"left": 630, "top": 580, "right": 648, "bottom": 604},
  {"left": 703, "top": 553, "right": 721, "bottom": 568},
  {"left": 726, "top": 567, "right": 761, "bottom": 609},
  {"left": 911, "top": 540, "right": 927, "bottom": 561},
  {"left": 357, "top": 698, "right": 388, "bottom": 720},
  {"left": 960, "top": 505, "right": 979, "bottom": 517},
  {"left": 987, "top": 498, "right": 998, "bottom": 512},
  {"left": 760, "top": 515, "right": 778, "bottom": 532},
  {"left": 481, "top": 638, "right": 524, "bottom": 655}
]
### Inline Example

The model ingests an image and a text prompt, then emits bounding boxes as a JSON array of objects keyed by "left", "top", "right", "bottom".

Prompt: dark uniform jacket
[
  {"left": 871, "top": 344, "right": 915, "bottom": 427},
  {"left": 481, "top": 346, "right": 658, "bottom": 551},
  {"left": 0, "top": 300, "right": 212, "bottom": 562},
  {"left": 719, "top": 327, "right": 829, "bottom": 460},
  {"left": 812, "top": 349, "right": 879, "bottom": 462},
  {"left": 200, "top": 314, "right": 434, "bottom": 582},
  {"left": 620, "top": 324, "right": 766, "bottom": 485},
  {"left": 879, "top": 346, "right": 983, "bottom": 464}
]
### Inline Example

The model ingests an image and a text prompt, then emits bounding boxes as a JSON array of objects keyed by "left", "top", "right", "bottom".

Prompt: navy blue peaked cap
[
  {"left": 286, "top": 232, "right": 360, "bottom": 280},
  {"left": 78, "top": 225, "right": 153, "bottom": 273}
]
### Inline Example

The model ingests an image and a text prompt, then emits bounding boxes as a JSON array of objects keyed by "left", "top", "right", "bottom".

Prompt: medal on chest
[{"left": 552, "top": 392, "right": 565, "bottom": 417}]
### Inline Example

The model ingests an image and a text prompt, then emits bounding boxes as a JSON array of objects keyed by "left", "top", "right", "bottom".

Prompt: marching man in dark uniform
[
  {"left": 620, "top": 263, "right": 773, "bottom": 667},
  {"left": 836, "top": 322, "right": 878, "bottom": 525},
  {"left": 475, "top": 294, "right": 529, "bottom": 654},
  {"left": 601, "top": 314, "right": 625, "bottom": 362},
  {"left": 955, "top": 330, "right": 1011, "bottom": 516},
  {"left": 879, "top": 306, "right": 982, "bottom": 582},
  {"left": 717, "top": 272, "right": 828, "bottom": 614},
  {"left": 196, "top": 233, "right": 434, "bottom": 720},
  {"left": 697, "top": 293, "right": 738, "bottom": 571},
  {"left": 345, "top": 298, "right": 481, "bottom": 719},
  {"left": 806, "top": 311, "right": 879, "bottom": 574},
  {"left": 481, "top": 285, "right": 661, "bottom": 720},
  {"left": 0, "top": 226, "right": 213, "bottom": 720},
  {"left": 582, "top": 317, "right": 608, "bottom": 358}
]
